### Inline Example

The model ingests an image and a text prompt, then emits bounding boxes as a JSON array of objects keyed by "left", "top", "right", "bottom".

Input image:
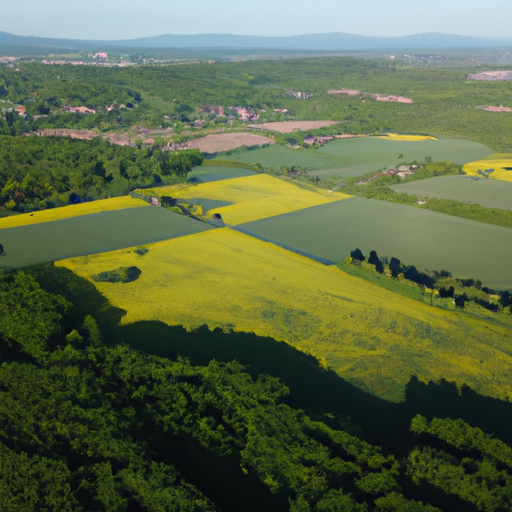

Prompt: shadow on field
[
  {"left": 119, "top": 320, "right": 512, "bottom": 458},
  {"left": 31, "top": 263, "right": 512, "bottom": 459}
]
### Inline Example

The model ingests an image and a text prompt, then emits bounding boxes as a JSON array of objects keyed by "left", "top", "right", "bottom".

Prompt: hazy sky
[{"left": 3, "top": 0, "right": 512, "bottom": 40}]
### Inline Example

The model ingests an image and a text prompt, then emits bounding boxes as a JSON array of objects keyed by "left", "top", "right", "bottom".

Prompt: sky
[{"left": 3, "top": 0, "right": 512, "bottom": 41}]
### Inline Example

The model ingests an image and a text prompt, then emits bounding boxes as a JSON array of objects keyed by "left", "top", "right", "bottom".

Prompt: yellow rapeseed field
[
  {"left": 462, "top": 154, "right": 512, "bottom": 182},
  {"left": 138, "top": 174, "right": 350, "bottom": 225},
  {"left": 0, "top": 196, "right": 149, "bottom": 228},
  {"left": 378, "top": 133, "right": 438, "bottom": 141},
  {"left": 58, "top": 228, "right": 512, "bottom": 402}
]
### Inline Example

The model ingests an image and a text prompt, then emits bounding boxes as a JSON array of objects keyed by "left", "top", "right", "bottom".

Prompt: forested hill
[
  {"left": 1, "top": 264, "right": 512, "bottom": 511},
  {"left": 1, "top": 30, "right": 512, "bottom": 51}
]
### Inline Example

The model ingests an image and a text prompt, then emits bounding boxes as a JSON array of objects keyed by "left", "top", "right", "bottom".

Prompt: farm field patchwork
[
  {"left": 0, "top": 195, "right": 149, "bottom": 229},
  {"left": 218, "top": 137, "right": 492, "bottom": 178},
  {"left": 142, "top": 174, "right": 350, "bottom": 225},
  {"left": 0, "top": 207, "right": 211, "bottom": 268},
  {"left": 58, "top": 228, "right": 512, "bottom": 403},
  {"left": 241, "top": 197, "right": 512, "bottom": 289},
  {"left": 391, "top": 175, "right": 512, "bottom": 210},
  {"left": 462, "top": 154, "right": 512, "bottom": 182}
]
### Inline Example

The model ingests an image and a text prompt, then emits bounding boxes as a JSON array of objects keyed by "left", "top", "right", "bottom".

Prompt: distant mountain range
[{"left": 1, "top": 31, "right": 512, "bottom": 51}]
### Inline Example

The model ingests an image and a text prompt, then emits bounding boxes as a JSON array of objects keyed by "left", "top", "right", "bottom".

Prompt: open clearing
[
  {"left": 391, "top": 175, "right": 512, "bottom": 210},
  {"left": 0, "top": 207, "right": 210, "bottom": 268},
  {"left": 241, "top": 197, "right": 512, "bottom": 289},
  {"left": 142, "top": 174, "right": 350, "bottom": 225},
  {"left": 218, "top": 137, "right": 492, "bottom": 178},
  {"left": 0, "top": 196, "right": 149, "bottom": 229},
  {"left": 463, "top": 154, "right": 512, "bottom": 182},
  {"left": 58, "top": 228, "right": 512, "bottom": 403},
  {"left": 185, "top": 133, "right": 273, "bottom": 153},
  {"left": 248, "top": 121, "right": 338, "bottom": 133}
]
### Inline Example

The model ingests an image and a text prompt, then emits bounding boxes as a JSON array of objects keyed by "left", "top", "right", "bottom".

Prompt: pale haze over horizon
[{"left": 3, "top": 0, "right": 512, "bottom": 41}]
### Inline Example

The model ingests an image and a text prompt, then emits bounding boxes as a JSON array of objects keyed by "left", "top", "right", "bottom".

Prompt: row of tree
[{"left": 348, "top": 248, "right": 509, "bottom": 312}]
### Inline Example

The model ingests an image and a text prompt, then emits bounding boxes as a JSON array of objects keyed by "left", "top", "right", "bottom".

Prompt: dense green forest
[
  {"left": 0, "top": 136, "right": 202, "bottom": 211},
  {"left": 0, "top": 265, "right": 511, "bottom": 511}
]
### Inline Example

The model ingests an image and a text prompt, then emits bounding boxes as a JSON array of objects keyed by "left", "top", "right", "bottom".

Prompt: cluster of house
[
  {"left": 0, "top": 104, "right": 29, "bottom": 119},
  {"left": 37, "top": 58, "right": 134, "bottom": 68},
  {"left": 355, "top": 165, "right": 420, "bottom": 185},
  {"left": 303, "top": 134, "right": 334, "bottom": 145},
  {"left": 328, "top": 89, "right": 413, "bottom": 104},
  {"left": 63, "top": 105, "right": 96, "bottom": 115},
  {"left": 226, "top": 106, "right": 260, "bottom": 122},
  {"left": 286, "top": 90, "right": 313, "bottom": 99},
  {"left": 192, "top": 104, "right": 269, "bottom": 125},
  {"left": 200, "top": 105, "right": 224, "bottom": 116}
]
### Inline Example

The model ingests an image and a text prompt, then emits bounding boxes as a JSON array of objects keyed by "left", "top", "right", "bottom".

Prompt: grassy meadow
[
  {"left": 242, "top": 197, "right": 512, "bottom": 289},
  {"left": 217, "top": 137, "right": 492, "bottom": 179},
  {"left": 391, "top": 175, "right": 512, "bottom": 210},
  {"left": 141, "top": 173, "right": 350, "bottom": 225},
  {"left": 462, "top": 154, "right": 512, "bottom": 182},
  {"left": 0, "top": 196, "right": 149, "bottom": 228},
  {"left": 58, "top": 228, "right": 512, "bottom": 403}
]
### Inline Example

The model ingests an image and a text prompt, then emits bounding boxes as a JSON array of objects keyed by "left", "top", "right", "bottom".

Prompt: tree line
[{"left": 347, "top": 247, "right": 510, "bottom": 313}]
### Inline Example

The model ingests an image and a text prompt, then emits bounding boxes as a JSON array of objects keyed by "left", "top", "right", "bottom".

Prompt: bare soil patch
[
  {"left": 30, "top": 128, "right": 99, "bottom": 140},
  {"left": 371, "top": 94, "right": 413, "bottom": 104},
  {"left": 476, "top": 105, "right": 512, "bottom": 112},
  {"left": 327, "top": 89, "right": 361, "bottom": 96},
  {"left": 184, "top": 133, "right": 273, "bottom": 153},
  {"left": 248, "top": 121, "right": 338, "bottom": 133},
  {"left": 468, "top": 71, "right": 512, "bottom": 81}
]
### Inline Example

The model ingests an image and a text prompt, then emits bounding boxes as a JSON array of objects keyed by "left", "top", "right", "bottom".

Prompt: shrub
[
  {"left": 92, "top": 266, "right": 142, "bottom": 283},
  {"left": 368, "top": 250, "right": 384, "bottom": 273},
  {"left": 350, "top": 248, "right": 365, "bottom": 261},
  {"left": 389, "top": 257, "right": 401, "bottom": 278}
]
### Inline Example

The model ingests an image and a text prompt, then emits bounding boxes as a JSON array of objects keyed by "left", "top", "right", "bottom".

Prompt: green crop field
[
  {"left": 216, "top": 144, "right": 339, "bottom": 172},
  {"left": 391, "top": 175, "right": 512, "bottom": 210},
  {"left": 0, "top": 207, "right": 211, "bottom": 268},
  {"left": 217, "top": 137, "right": 493, "bottom": 178},
  {"left": 188, "top": 165, "right": 257, "bottom": 183},
  {"left": 241, "top": 197, "right": 512, "bottom": 289}
]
